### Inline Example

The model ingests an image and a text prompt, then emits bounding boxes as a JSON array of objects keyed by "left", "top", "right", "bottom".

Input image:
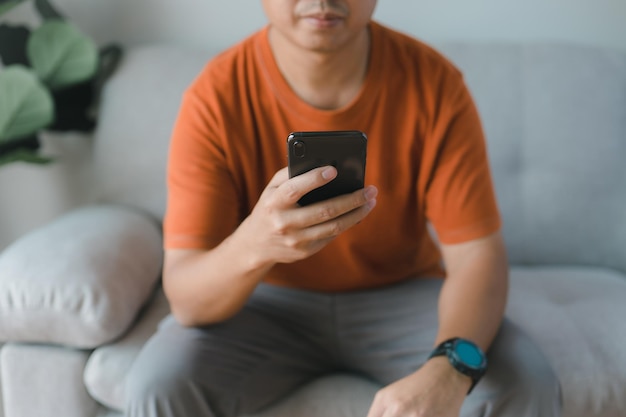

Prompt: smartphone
[{"left": 287, "top": 130, "right": 367, "bottom": 206}]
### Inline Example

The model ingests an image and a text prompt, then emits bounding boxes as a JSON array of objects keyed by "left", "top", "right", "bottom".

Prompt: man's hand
[
  {"left": 239, "top": 165, "right": 377, "bottom": 267},
  {"left": 366, "top": 357, "right": 470, "bottom": 417},
  {"left": 163, "top": 165, "right": 376, "bottom": 326}
]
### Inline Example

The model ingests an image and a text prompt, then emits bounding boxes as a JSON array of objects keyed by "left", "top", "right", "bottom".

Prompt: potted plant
[{"left": 0, "top": 0, "right": 122, "bottom": 166}]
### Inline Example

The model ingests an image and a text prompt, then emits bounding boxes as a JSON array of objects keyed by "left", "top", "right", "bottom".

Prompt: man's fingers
[
  {"left": 290, "top": 185, "right": 377, "bottom": 229},
  {"left": 365, "top": 396, "right": 383, "bottom": 417},
  {"left": 274, "top": 166, "right": 337, "bottom": 206},
  {"left": 266, "top": 166, "right": 290, "bottom": 189}
]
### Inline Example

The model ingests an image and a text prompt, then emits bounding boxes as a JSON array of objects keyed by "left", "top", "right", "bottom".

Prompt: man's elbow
[{"left": 167, "top": 296, "right": 240, "bottom": 328}]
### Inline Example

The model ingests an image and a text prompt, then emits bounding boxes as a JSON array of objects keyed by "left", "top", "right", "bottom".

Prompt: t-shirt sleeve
[
  {"left": 423, "top": 71, "right": 501, "bottom": 245},
  {"left": 163, "top": 87, "right": 241, "bottom": 249}
]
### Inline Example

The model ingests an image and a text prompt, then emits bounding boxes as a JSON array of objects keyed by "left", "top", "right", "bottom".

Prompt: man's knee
[
  {"left": 123, "top": 330, "right": 232, "bottom": 417},
  {"left": 125, "top": 359, "right": 185, "bottom": 408},
  {"left": 124, "top": 353, "right": 217, "bottom": 417}
]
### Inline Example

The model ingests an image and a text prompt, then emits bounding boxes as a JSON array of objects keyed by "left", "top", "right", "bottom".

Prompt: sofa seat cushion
[
  {"left": 0, "top": 205, "right": 163, "bottom": 349},
  {"left": 506, "top": 266, "right": 626, "bottom": 417}
]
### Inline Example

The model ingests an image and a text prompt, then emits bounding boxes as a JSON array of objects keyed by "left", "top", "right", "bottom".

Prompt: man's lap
[{"left": 126, "top": 278, "right": 560, "bottom": 416}]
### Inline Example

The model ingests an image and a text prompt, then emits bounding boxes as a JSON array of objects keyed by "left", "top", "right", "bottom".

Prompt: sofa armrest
[{"left": 0, "top": 205, "right": 163, "bottom": 349}]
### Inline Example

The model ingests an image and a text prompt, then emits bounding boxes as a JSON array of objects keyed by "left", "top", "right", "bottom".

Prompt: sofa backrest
[
  {"left": 92, "top": 42, "right": 626, "bottom": 273},
  {"left": 92, "top": 45, "right": 213, "bottom": 220},
  {"left": 434, "top": 43, "right": 626, "bottom": 273}
]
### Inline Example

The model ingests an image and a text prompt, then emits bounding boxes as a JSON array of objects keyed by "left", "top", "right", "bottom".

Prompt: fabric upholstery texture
[
  {"left": 96, "top": 409, "right": 122, "bottom": 417},
  {"left": 505, "top": 267, "right": 626, "bottom": 417},
  {"left": 0, "top": 205, "right": 163, "bottom": 348},
  {"left": 85, "top": 289, "right": 170, "bottom": 410},
  {"left": 0, "top": 344, "right": 97, "bottom": 417},
  {"left": 434, "top": 42, "right": 626, "bottom": 272},
  {"left": 92, "top": 46, "right": 219, "bottom": 220}
]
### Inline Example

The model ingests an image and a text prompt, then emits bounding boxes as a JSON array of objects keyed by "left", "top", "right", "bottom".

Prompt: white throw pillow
[{"left": 0, "top": 205, "right": 163, "bottom": 348}]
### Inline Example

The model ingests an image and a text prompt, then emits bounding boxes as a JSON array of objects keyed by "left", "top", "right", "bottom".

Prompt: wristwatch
[{"left": 428, "top": 337, "right": 488, "bottom": 394}]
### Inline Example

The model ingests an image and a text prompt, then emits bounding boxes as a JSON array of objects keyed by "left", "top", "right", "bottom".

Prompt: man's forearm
[
  {"left": 366, "top": 234, "right": 508, "bottom": 417},
  {"left": 163, "top": 230, "right": 274, "bottom": 327},
  {"left": 436, "top": 232, "right": 509, "bottom": 350}
]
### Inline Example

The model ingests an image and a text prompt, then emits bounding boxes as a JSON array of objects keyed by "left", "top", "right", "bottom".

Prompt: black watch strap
[{"left": 428, "top": 337, "right": 487, "bottom": 394}]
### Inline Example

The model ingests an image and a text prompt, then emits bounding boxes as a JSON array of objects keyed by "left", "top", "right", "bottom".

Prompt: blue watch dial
[
  {"left": 455, "top": 340, "right": 484, "bottom": 368},
  {"left": 428, "top": 337, "right": 487, "bottom": 394}
]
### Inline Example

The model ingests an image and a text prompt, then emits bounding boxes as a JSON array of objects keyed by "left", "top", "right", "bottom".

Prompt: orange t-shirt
[{"left": 163, "top": 21, "right": 501, "bottom": 292}]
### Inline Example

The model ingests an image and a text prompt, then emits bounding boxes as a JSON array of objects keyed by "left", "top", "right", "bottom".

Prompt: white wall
[
  {"left": 3, "top": 0, "right": 626, "bottom": 51},
  {"left": 1, "top": 0, "right": 625, "bottom": 249},
  {"left": 0, "top": 133, "right": 93, "bottom": 246},
  {"left": 376, "top": 0, "right": 626, "bottom": 51}
]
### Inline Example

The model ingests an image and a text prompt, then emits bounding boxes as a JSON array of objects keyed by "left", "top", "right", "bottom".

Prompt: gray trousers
[{"left": 125, "top": 278, "right": 561, "bottom": 417}]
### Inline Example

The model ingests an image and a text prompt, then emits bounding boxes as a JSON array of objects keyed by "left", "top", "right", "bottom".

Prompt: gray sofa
[{"left": 0, "top": 40, "right": 625, "bottom": 417}]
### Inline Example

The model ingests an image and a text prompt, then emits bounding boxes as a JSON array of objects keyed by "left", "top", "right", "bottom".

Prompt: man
[{"left": 126, "top": 1, "right": 561, "bottom": 416}]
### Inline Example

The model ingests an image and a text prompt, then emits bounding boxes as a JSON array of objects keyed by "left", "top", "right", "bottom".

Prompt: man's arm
[
  {"left": 437, "top": 230, "right": 508, "bottom": 350},
  {"left": 163, "top": 166, "right": 377, "bottom": 327},
  {"left": 367, "top": 231, "right": 508, "bottom": 417}
]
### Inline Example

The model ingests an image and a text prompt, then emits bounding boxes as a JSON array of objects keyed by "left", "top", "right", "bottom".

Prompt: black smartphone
[{"left": 287, "top": 130, "right": 367, "bottom": 206}]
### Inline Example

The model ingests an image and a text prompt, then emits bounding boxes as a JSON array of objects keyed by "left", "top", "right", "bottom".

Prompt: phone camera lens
[{"left": 293, "top": 141, "right": 306, "bottom": 158}]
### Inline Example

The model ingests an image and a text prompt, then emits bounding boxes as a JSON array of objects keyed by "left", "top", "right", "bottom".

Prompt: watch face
[{"left": 454, "top": 340, "right": 485, "bottom": 370}]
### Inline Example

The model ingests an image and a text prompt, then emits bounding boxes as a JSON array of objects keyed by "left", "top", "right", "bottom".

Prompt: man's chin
[{"left": 293, "top": 31, "right": 346, "bottom": 53}]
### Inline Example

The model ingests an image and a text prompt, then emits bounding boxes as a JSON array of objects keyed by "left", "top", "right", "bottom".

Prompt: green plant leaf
[
  {"left": 27, "top": 19, "right": 99, "bottom": 90},
  {"left": 0, "top": 66, "right": 54, "bottom": 142},
  {"left": 34, "top": 0, "right": 64, "bottom": 20},
  {"left": 0, "top": 148, "right": 53, "bottom": 166},
  {"left": 0, "top": 0, "right": 25, "bottom": 16}
]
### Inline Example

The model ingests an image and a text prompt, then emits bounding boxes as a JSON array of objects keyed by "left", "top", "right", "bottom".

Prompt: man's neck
[{"left": 268, "top": 27, "right": 371, "bottom": 110}]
